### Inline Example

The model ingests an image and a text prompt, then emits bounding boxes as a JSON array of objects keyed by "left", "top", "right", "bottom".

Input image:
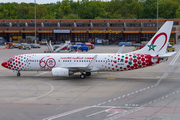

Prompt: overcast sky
[{"left": 0, "top": 0, "right": 59, "bottom": 4}]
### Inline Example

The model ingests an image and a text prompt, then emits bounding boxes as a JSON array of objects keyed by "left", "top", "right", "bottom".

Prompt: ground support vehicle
[
  {"left": 85, "top": 43, "right": 94, "bottom": 49},
  {"left": 71, "top": 45, "right": 88, "bottom": 52},
  {"left": 76, "top": 43, "right": 89, "bottom": 51},
  {"left": 41, "top": 39, "right": 47, "bottom": 45},
  {"left": 13, "top": 43, "right": 20, "bottom": 48},
  {"left": 19, "top": 43, "right": 31, "bottom": 50},
  {"left": 5, "top": 42, "right": 14, "bottom": 49},
  {"left": 0, "top": 37, "right": 6, "bottom": 45},
  {"left": 167, "top": 46, "right": 175, "bottom": 52},
  {"left": 31, "top": 44, "right": 41, "bottom": 48},
  {"left": 71, "top": 45, "right": 81, "bottom": 51},
  {"left": 80, "top": 46, "right": 89, "bottom": 51}
]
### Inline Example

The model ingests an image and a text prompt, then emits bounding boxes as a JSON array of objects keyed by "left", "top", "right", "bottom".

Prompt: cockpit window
[{"left": 8, "top": 59, "right": 13, "bottom": 61}]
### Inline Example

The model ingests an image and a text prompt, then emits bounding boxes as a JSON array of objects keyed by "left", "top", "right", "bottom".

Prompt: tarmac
[{"left": 0, "top": 45, "right": 180, "bottom": 120}]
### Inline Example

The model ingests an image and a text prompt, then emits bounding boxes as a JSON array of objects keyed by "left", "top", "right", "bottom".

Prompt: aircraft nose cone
[{"left": 1, "top": 61, "right": 8, "bottom": 68}]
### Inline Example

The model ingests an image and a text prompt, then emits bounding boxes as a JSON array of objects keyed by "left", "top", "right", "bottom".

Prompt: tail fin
[{"left": 131, "top": 21, "right": 173, "bottom": 55}]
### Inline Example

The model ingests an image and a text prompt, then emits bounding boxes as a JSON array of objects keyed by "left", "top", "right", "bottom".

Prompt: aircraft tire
[
  {"left": 80, "top": 74, "right": 86, "bottom": 79},
  {"left": 86, "top": 72, "right": 91, "bottom": 76},
  {"left": 17, "top": 73, "right": 21, "bottom": 77}
]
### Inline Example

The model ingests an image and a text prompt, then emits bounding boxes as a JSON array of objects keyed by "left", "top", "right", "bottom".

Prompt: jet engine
[{"left": 51, "top": 68, "right": 73, "bottom": 76}]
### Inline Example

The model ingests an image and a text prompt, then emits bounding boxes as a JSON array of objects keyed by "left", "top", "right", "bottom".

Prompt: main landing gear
[
  {"left": 80, "top": 72, "right": 91, "bottom": 79},
  {"left": 17, "top": 71, "right": 21, "bottom": 77},
  {"left": 86, "top": 72, "right": 91, "bottom": 76}
]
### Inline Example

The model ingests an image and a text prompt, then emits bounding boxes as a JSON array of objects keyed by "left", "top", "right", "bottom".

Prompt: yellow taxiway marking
[
  {"left": 0, "top": 80, "right": 22, "bottom": 85},
  {"left": 107, "top": 78, "right": 116, "bottom": 80}
]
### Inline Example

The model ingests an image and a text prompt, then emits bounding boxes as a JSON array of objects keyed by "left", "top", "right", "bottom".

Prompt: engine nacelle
[{"left": 51, "top": 68, "right": 72, "bottom": 76}]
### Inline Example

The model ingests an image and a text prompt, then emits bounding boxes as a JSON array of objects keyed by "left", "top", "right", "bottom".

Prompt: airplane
[{"left": 1, "top": 21, "right": 176, "bottom": 79}]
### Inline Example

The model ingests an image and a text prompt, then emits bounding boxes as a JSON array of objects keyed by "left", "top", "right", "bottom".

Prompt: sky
[{"left": 0, "top": 0, "right": 59, "bottom": 4}]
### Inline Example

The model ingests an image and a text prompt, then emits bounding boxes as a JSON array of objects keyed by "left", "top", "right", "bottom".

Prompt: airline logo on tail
[
  {"left": 147, "top": 42, "right": 156, "bottom": 51},
  {"left": 132, "top": 21, "right": 173, "bottom": 55},
  {"left": 147, "top": 32, "right": 167, "bottom": 52}
]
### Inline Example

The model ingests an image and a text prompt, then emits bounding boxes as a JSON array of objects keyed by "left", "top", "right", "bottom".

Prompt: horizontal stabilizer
[{"left": 154, "top": 52, "right": 176, "bottom": 58}]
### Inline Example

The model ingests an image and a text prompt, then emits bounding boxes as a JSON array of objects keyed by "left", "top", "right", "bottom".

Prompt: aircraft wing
[
  {"left": 117, "top": 45, "right": 124, "bottom": 53},
  {"left": 60, "top": 55, "right": 99, "bottom": 72}
]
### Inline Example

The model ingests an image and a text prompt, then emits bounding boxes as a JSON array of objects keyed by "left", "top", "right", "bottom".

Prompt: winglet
[
  {"left": 87, "top": 55, "right": 98, "bottom": 68},
  {"left": 117, "top": 45, "right": 124, "bottom": 53}
]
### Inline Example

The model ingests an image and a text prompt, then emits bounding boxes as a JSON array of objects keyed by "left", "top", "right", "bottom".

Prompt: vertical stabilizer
[{"left": 131, "top": 21, "right": 173, "bottom": 55}]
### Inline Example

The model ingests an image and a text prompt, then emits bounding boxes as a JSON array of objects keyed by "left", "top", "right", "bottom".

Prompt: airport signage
[{"left": 54, "top": 30, "right": 70, "bottom": 33}]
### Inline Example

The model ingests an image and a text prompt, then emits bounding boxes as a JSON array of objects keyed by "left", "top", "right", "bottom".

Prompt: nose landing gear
[{"left": 17, "top": 71, "right": 21, "bottom": 77}]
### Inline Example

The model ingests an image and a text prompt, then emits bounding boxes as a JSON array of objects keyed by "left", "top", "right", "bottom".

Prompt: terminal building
[{"left": 0, "top": 19, "right": 179, "bottom": 44}]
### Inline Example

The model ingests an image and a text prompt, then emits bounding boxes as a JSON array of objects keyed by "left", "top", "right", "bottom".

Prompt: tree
[
  {"left": 159, "top": 0, "right": 179, "bottom": 18},
  {"left": 0, "top": 1, "right": 179, "bottom": 19},
  {"left": 140, "top": 0, "right": 157, "bottom": 18},
  {"left": 17, "top": 3, "right": 30, "bottom": 19},
  {"left": 176, "top": 5, "right": 180, "bottom": 18},
  {"left": 63, "top": 13, "right": 79, "bottom": 19},
  {"left": 131, "top": 0, "right": 143, "bottom": 19},
  {"left": 59, "top": 0, "right": 72, "bottom": 15},
  {"left": 3, "top": 3, "right": 18, "bottom": 19},
  {"left": 79, "top": 1, "right": 105, "bottom": 19},
  {"left": 36, "top": 5, "right": 48, "bottom": 19}
]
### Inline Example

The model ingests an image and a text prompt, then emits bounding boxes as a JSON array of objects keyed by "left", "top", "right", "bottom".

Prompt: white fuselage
[{"left": 4, "top": 53, "right": 166, "bottom": 72}]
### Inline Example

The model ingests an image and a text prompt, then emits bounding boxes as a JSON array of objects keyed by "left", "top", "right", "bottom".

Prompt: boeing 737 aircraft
[{"left": 1, "top": 21, "right": 176, "bottom": 79}]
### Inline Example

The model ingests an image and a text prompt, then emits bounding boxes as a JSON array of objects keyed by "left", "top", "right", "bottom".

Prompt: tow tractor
[{"left": 167, "top": 42, "right": 175, "bottom": 52}]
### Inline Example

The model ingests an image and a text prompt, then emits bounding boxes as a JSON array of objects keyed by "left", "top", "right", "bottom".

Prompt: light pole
[
  {"left": 35, "top": 0, "right": 37, "bottom": 44},
  {"left": 157, "top": 0, "right": 158, "bottom": 31}
]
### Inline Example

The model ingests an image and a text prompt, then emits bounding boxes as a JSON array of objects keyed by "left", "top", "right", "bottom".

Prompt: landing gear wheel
[
  {"left": 17, "top": 72, "right": 21, "bottom": 77},
  {"left": 86, "top": 72, "right": 91, "bottom": 76},
  {"left": 80, "top": 74, "right": 86, "bottom": 79}
]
